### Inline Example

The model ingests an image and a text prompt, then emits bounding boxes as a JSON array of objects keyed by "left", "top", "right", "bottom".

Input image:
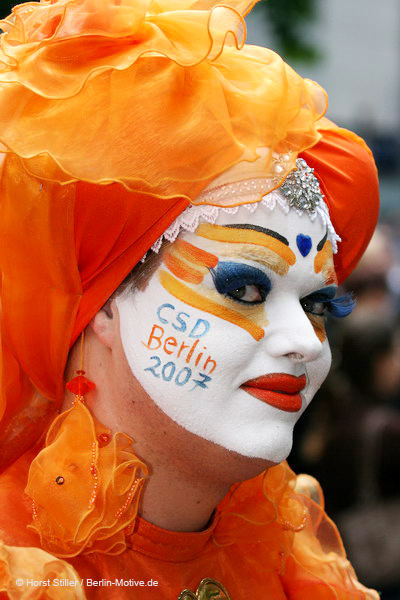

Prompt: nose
[{"left": 263, "top": 295, "right": 324, "bottom": 363}]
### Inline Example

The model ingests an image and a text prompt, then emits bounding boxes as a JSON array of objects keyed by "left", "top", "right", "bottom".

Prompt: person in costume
[{"left": 0, "top": 0, "right": 380, "bottom": 598}]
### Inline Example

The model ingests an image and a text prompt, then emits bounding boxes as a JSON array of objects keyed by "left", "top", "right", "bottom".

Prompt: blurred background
[{"left": 1, "top": 0, "right": 399, "bottom": 597}]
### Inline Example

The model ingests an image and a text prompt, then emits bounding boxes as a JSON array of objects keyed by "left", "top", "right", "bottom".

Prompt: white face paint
[{"left": 117, "top": 199, "right": 337, "bottom": 462}]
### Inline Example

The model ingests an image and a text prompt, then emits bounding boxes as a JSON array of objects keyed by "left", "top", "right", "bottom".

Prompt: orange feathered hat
[{"left": 0, "top": 0, "right": 378, "bottom": 469}]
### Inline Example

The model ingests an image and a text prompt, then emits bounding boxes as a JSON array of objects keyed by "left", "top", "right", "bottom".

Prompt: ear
[{"left": 90, "top": 299, "right": 120, "bottom": 349}]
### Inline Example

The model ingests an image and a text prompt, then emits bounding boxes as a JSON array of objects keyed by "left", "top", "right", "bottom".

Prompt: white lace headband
[{"left": 149, "top": 158, "right": 341, "bottom": 256}]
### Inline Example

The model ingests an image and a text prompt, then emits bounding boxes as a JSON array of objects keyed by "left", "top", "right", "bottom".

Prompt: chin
[
  {"left": 212, "top": 434, "right": 294, "bottom": 484},
  {"left": 214, "top": 449, "right": 276, "bottom": 485},
  {"left": 207, "top": 440, "right": 288, "bottom": 485}
]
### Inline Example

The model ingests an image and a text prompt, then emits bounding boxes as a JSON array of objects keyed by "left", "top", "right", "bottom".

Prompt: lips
[{"left": 240, "top": 373, "right": 307, "bottom": 412}]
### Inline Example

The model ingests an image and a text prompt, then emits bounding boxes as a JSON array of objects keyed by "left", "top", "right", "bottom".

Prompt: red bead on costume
[
  {"left": 98, "top": 433, "right": 111, "bottom": 447},
  {"left": 66, "top": 370, "right": 96, "bottom": 397}
]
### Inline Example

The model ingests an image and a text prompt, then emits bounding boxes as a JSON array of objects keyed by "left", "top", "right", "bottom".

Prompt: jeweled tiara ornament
[
  {"left": 280, "top": 158, "right": 324, "bottom": 213},
  {"left": 149, "top": 158, "right": 341, "bottom": 257}
]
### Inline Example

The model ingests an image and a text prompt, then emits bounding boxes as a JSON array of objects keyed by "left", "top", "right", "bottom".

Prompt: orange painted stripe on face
[
  {"left": 163, "top": 251, "right": 204, "bottom": 284},
  {"left": 174, "top": 239, "right": 218, "bottom": 269},
  {"left": 159, "top": 270, "right": 265, "bottom": 341},
  {"left": 196, "top": 223, "right": 296, "bottom": 266},
  {"left": 324, "top": 268, "right": 338, "bottom": 286},
  {"left": 218, "top": 244, "right": 289, "bottom": 277},
  {"left": 314, "top": 240, "right": 333, "bottom": 274},
  {"left": 307, "top": 314, "right": 327, "bottom": 342}
]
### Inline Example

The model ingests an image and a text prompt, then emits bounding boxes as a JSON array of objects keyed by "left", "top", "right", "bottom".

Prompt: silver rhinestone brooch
[{"left": 280, "top": 158, "right": 324, "bottom": 213}]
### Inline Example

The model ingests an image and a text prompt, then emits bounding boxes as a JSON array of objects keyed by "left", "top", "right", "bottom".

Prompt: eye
[
  {"left": 228, "top": 285, "right": 263, "bottom": 303},
  {"left": 300, "top": 286, "right": 355, "bottom": 319},
  {"left": 301, "top": 286, "right": 337, "bottom": 316},
  {"left": 211, "top": 262, "right": 271, "bottom": 305},
  {"left": 300, "top": 297, "right": 327, "bottom": 316}
]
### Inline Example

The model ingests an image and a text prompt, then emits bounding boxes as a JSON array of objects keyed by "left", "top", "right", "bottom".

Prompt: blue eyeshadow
[
  {"left": 306, "top": 285, "right": 338, "bottom": 302},
  {"left": 211, "top": 261, "right": 271, "bottom": 304}
]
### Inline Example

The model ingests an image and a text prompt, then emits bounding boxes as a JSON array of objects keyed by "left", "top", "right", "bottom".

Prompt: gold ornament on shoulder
[{"left": 178, "top": 577, "right": 231, "bottom": 600}]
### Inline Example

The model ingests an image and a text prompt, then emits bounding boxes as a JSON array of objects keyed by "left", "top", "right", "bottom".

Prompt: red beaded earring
[{"left": 66, "top": 331, "right": 96, "bottom": 402}]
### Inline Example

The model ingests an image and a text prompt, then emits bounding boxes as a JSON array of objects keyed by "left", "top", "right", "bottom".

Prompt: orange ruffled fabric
[
  {"left": 16, "top": 400, "right": 378, "bottom": 599},
  {"left": 213, "top": 464, "right": 379, "bottom": 600},
  {"left": 11, "top": 438, "right": 377, "bottom": 599},
  {"left": 0, "top": 541, "right": 86, "bottom": 600},
  {"left": 0, "top": 414, "right": 378, "bottom": 599},
  {"left": 25, "top": 400, "right": 148, "bottom": 558},
  {"left": 0, "top": 0, "right": 327, "bottom": 204}
]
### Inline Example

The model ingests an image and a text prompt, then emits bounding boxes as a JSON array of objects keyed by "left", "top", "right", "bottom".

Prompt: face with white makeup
[{"left": 117, "top": 192, "right": 339, "bottom": 463}]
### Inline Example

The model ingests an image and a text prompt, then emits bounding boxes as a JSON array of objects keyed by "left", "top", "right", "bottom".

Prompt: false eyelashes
[
  {"left": 301, "top": 286, "right": 356, "bottom": 318},
  {"left": 326, "top": 293, "right": 356, "bottom": 318},
  {"left": 210, "top": 261, "right": 272, "bottom": 304}
]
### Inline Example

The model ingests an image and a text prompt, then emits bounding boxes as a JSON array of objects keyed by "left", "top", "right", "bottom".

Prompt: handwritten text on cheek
[{"left": 141, "top": 304, "right": 218, "bottom": 391}]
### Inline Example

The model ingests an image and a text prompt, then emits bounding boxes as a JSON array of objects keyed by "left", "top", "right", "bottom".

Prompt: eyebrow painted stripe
[
  {"left": 218, "top": 245, "right": 289, "bottom": 277},
  {"left": 223, "top": 224, "right": 289, "bottom": 246},
  {"left": 196, "top": 223, "right": 296, "bottom": 266},
  {"left": 174, "top": 239, "right": 218, "bottom": 268},
  {"left": 159, "top": 270, "right": 265, "bottom": 341},
  {"left": 163, "top": 251, "right": 204, "bottom": 284},
  {"left": 317, "top": 229, "right": 328, "bottom": 251},
  {"left": 314, "top": 240, "right": 333, "bottom": 274}
]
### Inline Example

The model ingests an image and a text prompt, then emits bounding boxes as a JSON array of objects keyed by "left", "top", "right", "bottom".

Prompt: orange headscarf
[{"left": 0, "top": 0, "right": 378, "bottom": 470}]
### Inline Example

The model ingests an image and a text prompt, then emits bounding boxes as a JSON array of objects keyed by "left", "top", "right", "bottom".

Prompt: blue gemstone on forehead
[{"left": 296, "top": 234, "right": 312, "bottom": 257}]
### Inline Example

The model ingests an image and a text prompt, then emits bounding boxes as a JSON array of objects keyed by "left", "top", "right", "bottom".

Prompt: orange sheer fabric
[
  {"left": 0, "top": 0, "right": 326, "bottom": 201},
  {"left": 0, "top": 449, "right": 378, "bottom": 599},
  {"left": 214, "top": 465, "right": 378, "bottom": 600},
  {"left": 26, "top": 401, "right": 147, "bottom": 558},
  {"left": 0, "top": 541, "right": 85, "bottom": 600}
]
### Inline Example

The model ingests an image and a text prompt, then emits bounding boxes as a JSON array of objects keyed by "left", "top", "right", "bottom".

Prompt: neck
[
  {"left": 138, "top": 453, "right": 228, "bottom": 532},
  {"left": 134, "top": 423, "right": 270, "bottom": 532}
]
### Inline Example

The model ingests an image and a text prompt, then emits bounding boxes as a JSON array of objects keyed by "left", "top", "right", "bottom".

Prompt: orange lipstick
[{"left": 241, "top": 373, "right": 306, "bottom": 412}]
